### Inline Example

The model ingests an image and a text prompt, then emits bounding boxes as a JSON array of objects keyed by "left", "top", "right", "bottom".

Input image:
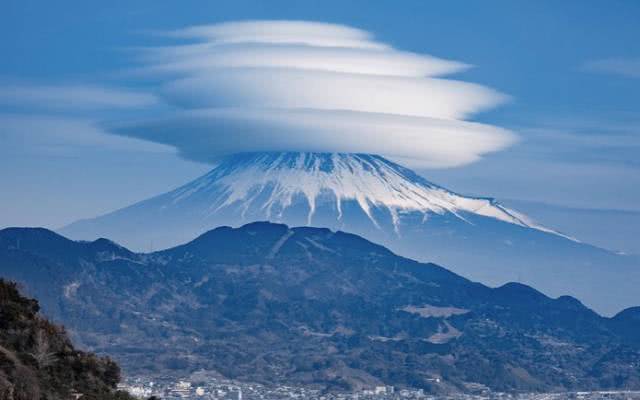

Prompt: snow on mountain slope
[
  {"left": 60, "top": 152, "right": 639, "bottom": 316},
  {"left": 166, "top": 152, "right": 563, "bottom": 236}
]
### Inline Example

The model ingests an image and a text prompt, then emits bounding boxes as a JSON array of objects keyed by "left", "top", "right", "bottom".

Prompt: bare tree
[{"left": 29, "top": 330, "right": 57, "bottom": 368}]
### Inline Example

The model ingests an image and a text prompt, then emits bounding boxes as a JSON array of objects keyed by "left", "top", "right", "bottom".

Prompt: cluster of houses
[{"left": 118, "top": 378, "right": 640, "bottom": 400}]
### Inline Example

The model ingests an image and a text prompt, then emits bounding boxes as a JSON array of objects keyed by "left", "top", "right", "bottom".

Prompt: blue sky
[{"left": 1, "top": 0, "right": 639, "bottom": 243}]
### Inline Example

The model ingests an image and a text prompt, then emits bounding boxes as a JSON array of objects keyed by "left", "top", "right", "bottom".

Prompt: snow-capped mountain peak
[
  {"left": 61, "top": 151, "right": 640, "bottom": 316},
  {"left": 168, "top": 152, "right": 563, "bottom": 236}
]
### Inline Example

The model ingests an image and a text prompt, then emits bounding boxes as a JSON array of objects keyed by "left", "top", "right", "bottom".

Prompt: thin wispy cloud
[
  {"left": 0, "top": 83, "right": 164, "bottom": 158},
  {"left": 0, "top": 83, "right": 158, "bottom": 111},
  {"left": 515, "top": 117, "right": 640, "bottom": 168},
  {"left": 113, "top": 20, "right": 515, "bottom": 168},
  {"left": 583, "top": 57, "right": 640, "bottom": 79},
  {"left": 0, "top": 113, "right": 170, "bottom": 156}
]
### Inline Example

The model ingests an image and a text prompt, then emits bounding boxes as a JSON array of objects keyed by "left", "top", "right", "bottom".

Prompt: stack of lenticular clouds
[{"left": 114, "top": 20, "right": 515, "bottom": 168}]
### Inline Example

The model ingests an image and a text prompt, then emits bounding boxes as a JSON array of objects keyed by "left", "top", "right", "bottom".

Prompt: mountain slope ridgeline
[{"left": 1, "top": 223, "right": 639, "bottom": 393}]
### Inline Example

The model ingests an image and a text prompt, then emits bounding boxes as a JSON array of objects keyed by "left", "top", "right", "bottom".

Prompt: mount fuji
[{"left": 60, "top": 152, "right": 640, "bottom": 315}]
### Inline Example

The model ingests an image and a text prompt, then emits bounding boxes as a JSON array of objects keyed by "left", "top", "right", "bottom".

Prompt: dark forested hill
[
  {"left": 0, "top": 279, "right": 134, "bottom": 400},
  {"left": 1, "top": 223, "right": 639, "bottom": 393}
]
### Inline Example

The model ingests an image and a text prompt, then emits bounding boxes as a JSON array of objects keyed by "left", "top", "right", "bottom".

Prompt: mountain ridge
[
  {"left": 59, "top": 152, "right": 640, "bottom": 315},
  {"left": 1, "top": 223, "right": 640, "bottom": 393}
]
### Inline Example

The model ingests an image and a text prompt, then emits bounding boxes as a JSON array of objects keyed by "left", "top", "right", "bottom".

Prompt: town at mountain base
[{"left": 1, "top": 222, "right": 639, "bottom": 394}]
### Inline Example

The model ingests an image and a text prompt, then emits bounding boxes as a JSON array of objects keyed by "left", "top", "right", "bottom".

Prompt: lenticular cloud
[{"left": 114, "top": 20, "right": 516, "bottom": 168}]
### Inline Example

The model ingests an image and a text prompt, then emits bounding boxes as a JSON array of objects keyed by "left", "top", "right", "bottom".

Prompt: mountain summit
[
  {"left": 61, "top": 152, "right": 640, "bottom": 315},
  {"left": 60, "top": 152, "right": 561, "bottom": 245}
]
